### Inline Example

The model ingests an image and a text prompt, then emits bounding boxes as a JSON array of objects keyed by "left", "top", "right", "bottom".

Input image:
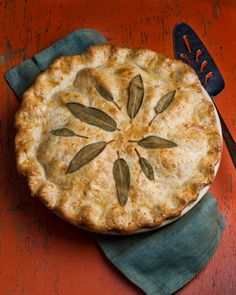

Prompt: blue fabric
[
  {"left": 5, "top": 29, "right": 226, "bottom": 295},
  {"left": 5, "top": 29, "right": 106, "bottom": 98},
  {"left": 97, "top": 193, "right": 225, "bottom": 295}
]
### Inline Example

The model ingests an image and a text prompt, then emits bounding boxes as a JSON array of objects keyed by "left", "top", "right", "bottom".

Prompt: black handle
[
  {"left": 214, "top": 104, "right": 236, "bottom": 168},
  {"left": 173, "top": 23, "right": 235, "bottom": 168}
]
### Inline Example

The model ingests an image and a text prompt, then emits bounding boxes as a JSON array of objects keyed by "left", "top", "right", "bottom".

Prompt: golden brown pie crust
[{"left": 15, "top": 45, "right": 222, "bottom": 233}]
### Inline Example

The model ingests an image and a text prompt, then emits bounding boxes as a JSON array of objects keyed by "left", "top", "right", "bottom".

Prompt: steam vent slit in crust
[{"left": 15, "top": 45, "right": 222, "bottom": 233}]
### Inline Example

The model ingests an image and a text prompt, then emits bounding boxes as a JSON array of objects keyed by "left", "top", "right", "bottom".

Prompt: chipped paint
[
  {"left": 212, "top": 0, "right": 222, "bottom": 18},
  {"left": 0, "top": 55, "right": 4, "bottom": 65},
  {"left": 229, "top": 174, "right": 233, "bottom": 193},
  {"left": 4, "top": 39, "right": 28, "bottom": 70}
]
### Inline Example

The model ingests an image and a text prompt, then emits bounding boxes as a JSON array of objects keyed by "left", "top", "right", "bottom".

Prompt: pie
[{"left": 15, "top": 45, "right": 222, "bottom": 233}]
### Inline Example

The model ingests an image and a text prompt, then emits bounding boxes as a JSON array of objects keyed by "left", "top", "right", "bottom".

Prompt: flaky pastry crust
[{"left": 15, "top": 45, "right": 222, "bottom": 233}]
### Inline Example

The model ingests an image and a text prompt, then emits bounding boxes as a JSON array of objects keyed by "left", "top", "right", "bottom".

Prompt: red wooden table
[{"left": 0, "top": 0, "right": 235, "bottom": 294}]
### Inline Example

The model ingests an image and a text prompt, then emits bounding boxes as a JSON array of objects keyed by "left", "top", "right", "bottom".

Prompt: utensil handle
[{"left": 214, "top": 104, "right": 236, "bottom": 168}]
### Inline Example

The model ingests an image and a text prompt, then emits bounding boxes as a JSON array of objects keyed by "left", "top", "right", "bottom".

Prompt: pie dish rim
[{"left": 14, "top": 45, "right": 222, "bottom": 233}]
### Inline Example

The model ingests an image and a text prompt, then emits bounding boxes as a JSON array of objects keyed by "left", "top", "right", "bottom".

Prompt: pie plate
[{"left": 15, "top": 39, "right": 222, "bottom": 235}]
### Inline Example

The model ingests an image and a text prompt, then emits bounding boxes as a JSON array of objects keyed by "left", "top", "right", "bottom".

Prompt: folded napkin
[
  {"left": 5, "top": 29, "right": 106, "bottom": 98},
  {"left": 98, "top": 194, "right": 225, "bottom": 295},
  {"left": 5, "top": 29, "right": 226, "bottom": 295}
]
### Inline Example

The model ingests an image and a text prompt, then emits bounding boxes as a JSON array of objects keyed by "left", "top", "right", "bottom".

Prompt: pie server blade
[{"left": 174, "top": 22, "right": 236, "bottom": 168}]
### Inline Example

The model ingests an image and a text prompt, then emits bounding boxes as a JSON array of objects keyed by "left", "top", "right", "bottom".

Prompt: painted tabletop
[{"left": 0, "top": 0, "right": 235, "bottom": 294}]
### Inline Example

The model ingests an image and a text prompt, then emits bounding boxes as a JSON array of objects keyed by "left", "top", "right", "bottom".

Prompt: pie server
[{"left": 174, "top": 22, "right": 236, "bottom": 168}]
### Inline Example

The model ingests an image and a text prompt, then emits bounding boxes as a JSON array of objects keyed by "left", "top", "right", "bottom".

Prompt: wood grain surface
[{"left": 0, "top": 0, "right": 235, "bottom": 294}]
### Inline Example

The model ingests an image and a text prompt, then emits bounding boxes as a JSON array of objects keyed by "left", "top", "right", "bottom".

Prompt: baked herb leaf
[
  {"left": 135, "top": 148, "right": 154, "bottom": 180},
  {"left": 67, "top": 102, "right": 119, "bottom": 132},
  {"left": 113, "top": 152, "right": 130, "bottom": 206},
  {"left": 149, "top": 90, "right": 176, "bottom": 126},
  {"left": 51, "top": 128, "right": 88, "bottom": 139},
  {"left": 95, "top": 84, "right": 121, "bottom": 110},
  {"left": 67, "top": 140, "right": 113, "bottom": 174},
  {"left": 129, "top": 135, "right": 177, "bottom": 149},
  {"left": 127, "top": 74, "right": 144, "bottom": 121}
]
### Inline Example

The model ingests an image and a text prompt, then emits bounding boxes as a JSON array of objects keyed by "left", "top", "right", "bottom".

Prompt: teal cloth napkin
[{"left": 5, "top": 29, "right": 226, "bottom": 295}]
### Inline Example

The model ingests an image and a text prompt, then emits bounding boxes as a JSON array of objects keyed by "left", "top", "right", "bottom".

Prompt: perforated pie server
[{"left": 174, "top": 22, "right": 236, "bottom": 168}]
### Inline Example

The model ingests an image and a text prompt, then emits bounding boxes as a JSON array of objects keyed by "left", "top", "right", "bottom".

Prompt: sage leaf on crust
[
  {"left": 149, "top": 90, "right": 176, "bottom": 126},
  {"left": 95, "top": 84, "right": 121, "bottom": 110},
  {"left": 135, "top": 148, "right": 154, "bottom": 180},
  {"left": 113, "top": 152, "right": 130, "bottom": 206},
  {"left": 127, "top": 74, "right": 144, "bottom": 121},
  {"left": 67, "top": 140, "right": 113, "bottom": 174},
  {"left": 129, "top": 135, "right": 177, "bottom": 149},
  {"left": 67, "top": 102, "right": 119, "bottom": 132},
  {"left": 51, "top": 128, "right": 88, "bottom": 139}
]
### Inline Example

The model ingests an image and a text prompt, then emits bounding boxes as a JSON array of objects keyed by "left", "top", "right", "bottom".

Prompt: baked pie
[{"left": 15, "top": 45, "right": 222, "bottom": 233}]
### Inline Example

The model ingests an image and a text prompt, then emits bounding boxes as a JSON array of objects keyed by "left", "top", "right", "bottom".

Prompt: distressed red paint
[
  {"left": 205, "top": 71, "right": 214, "bottom": 84},
  {"left": 196, "top": 49, "right": 202, "bottom": 62},
  {"left": 201, "top": 60, "right": 208, "bottom": 72},
  {"left": 183, "top": 35, "right": 192, "bottom": 53},
  {"left": 196, "top": 49, "right": 203, "bottom": 62},
  {"left": 180, "top": 53, "right": 191, "bottom": 63}
]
